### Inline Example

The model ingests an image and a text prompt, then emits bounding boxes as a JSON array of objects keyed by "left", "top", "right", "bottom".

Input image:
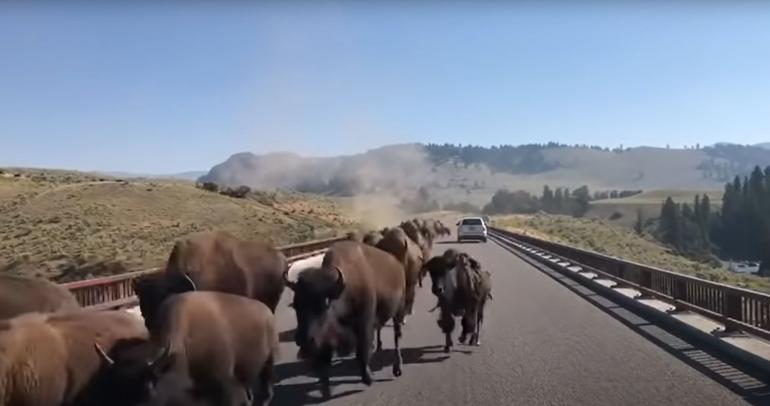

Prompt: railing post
[
  {"left": 723, "top": 292, "right": 743, "bottom": 333},
  {"left": 640, "top": 269, "right": 652, "bottom": 290}
]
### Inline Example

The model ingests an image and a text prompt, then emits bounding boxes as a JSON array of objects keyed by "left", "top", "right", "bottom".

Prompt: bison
[
  {"left": 431, "top": 219, "right": 451, "bottom": 238},
  {"left": 95, "top": 291, "right": 278, "bottom": 406},
  {"left": 0, "top": 309, "right": 148, "bottom": 406},
  {"left": 284, "top": 240, "right": 406, "bottom": 398},
  {"left": 133, "top": 231, "right": 288, "bottom": 330},
  {"left": 376, "top": 227, "right": 423, "bottom": 316},
  {"left": 400, "top": 220, "right": 432, "bottom": 264},
  {"left": 362, "top": 230, "right": 384, "bottom": 246},
  {"left": 345, "top": 231, "right": 362, "bottom": 242},
  {"left": 0, "top": 274, "right": 80, "bottom": 320},
  {"left": 423, "top": 249, "right": 492, "bottom": 352}
]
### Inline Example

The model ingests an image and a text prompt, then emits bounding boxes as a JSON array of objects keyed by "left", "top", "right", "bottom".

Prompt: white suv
[{"left": 456, "top": 216, "right": 488, "bottom": 243}]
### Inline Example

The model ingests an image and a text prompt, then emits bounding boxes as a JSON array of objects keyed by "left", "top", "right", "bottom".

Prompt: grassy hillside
[
  {"left": 492, "top": 214, "right": 770, "bottom": 293},
  {"left": 587, "top": 189, "right": 723, "bottom": 227},
  {"left": 0, "top": 168, "right": 356, "bottom": 282}
]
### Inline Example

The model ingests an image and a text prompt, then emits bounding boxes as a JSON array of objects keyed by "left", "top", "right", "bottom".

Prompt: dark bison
[
  {"left": 95, "top": 291, "right": 278, "bottom": 406},
  {"left": 133, "top": 231, "right": 288, "bottom": 330},
  {"left": 423, "top": 249, "right": 492, "bottom": 352},
  {"left": 0, "top": 274, "right": 80, "bottom": 320},
  {"left": 284, "top": 240, "right": 406, "bottom": 398},
  {"left": 0, "top": 310, "right": 148, "bottom": 406},
  {"left": 376, "top": 227, "right": 423, "bottom": 316}
]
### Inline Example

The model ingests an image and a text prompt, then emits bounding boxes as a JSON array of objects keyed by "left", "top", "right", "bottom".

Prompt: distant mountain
[
  {"left": 756, "top": 142, "right": 770, "bottom": 150},
  {"left": 169, "top": 171, "right": 207, "bottom": 181},
  {"left": 97, "top": 170, "right": 205, "bottom": 181},
  {"left": 199, "top": 142, "right": 770, "bottom": 207}
]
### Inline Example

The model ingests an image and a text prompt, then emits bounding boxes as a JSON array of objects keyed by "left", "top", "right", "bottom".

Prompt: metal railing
[
  {"left": 62, "top": 236, "right": 346, "bottom": 310},
  {"left": 490, "top": 227, "right": 770, "bottom": 342}
]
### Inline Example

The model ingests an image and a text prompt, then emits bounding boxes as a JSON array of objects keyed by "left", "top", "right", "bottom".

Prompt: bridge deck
[{"left": 263, "top": 239, "right": 765, "bottom": 405}]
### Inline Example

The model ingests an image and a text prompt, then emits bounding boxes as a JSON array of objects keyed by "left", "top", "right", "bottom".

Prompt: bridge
[{"left": 61, "top": 227, "right": 770, "bottom": 405}]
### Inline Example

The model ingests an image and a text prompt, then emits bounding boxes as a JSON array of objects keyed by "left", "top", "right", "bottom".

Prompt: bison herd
[{"left": 0, "top": 217, "right": 491, "bottom": 406}]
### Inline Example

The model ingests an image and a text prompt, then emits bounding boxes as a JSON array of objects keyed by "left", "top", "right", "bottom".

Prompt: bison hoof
[
  {"left": 393, "top": 365, "right": 403, "bottom": 377},
  {"left": 443, "top": 345, "right": 451, "bottom": 353},
  {"left": 320, "top": 384, "right": 331, "bottom": 399},
  {"left": 459, "top": 334, "right": 468, "bottom": 344},
  {"left": 362, "top": 374, "right": 373, "bottom": 386}
]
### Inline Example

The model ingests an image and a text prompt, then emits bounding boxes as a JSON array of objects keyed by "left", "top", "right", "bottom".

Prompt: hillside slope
[
  {"left": 0, "top": 169, "right": 355, "bottom": 282},
  {"left": 199, "top": 143, "right": 770, "bottom": 207}
]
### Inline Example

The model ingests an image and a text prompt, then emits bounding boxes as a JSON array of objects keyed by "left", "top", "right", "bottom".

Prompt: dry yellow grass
[
  {"left": 0, "top": 168, "right": 356, "bottom": 282},
  {"left": 492, "top": 214, "right": 770, "bottom": 294}
]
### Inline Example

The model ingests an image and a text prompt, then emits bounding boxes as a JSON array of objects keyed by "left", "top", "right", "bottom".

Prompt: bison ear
[
  {"left": 329, "top": 266, "right": 345, "bottom": 299},
  {"left": 94, "top": 342, "right": 115, "bottom": 366}
]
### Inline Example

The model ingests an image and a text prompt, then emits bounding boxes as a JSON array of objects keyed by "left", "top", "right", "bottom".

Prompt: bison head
[
  {"left": 424, "top": 249, "right": 479, "bottom": 305},
  {"left": 284, "top": 266, "right": 351, "bottom": 358},
  {"left": 133, "top": 273, "right": 196, "bottom": 331},
  {"left": 91, "top": 339, "right": 175, "bottom": 406}
]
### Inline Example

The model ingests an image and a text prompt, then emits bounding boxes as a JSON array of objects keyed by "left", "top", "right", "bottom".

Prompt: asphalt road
[{"left": 270, "top": 237, "right": 765, "bottom": 406}]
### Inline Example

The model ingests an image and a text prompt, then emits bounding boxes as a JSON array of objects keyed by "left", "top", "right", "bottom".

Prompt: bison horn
[
  {"left": 150, "top": 341, "right": 172, "bottom": 367},
  {"left": 94, "top": 342, "right": 115, "bottom": 366},
  {"left": 283, "top": 268, "right": 297, "bottom": 290},
  {"left": 182, "top": 273, "right": 197, "bottom": 291},
  {"left": 245, "top": 388, "right": 254, "bottom": 403},
  {"left": 330, "top": 266, "right": 345, "bottom": 299}
]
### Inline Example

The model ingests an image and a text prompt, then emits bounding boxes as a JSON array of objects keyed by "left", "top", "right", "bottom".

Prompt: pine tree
[
  {"left": 634, "top": 208, "right": 644, "bottom": 235},
  {"left": 659, "top": 197, "right": 680, "bottom": 248},
  {"left": 699, "top": 194, "right": 711, "bottom": 245},
  {"left": 542, "top": 185, "right": 554, "bottom": 213}
]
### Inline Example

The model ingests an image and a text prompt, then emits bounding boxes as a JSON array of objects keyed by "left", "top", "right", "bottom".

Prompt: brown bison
[
  {"left": 96, "top": 291, "right": 278, "bottom": 406},
  {"left": 362, "top": 230, "right": 384, "bottom": 246},
  {"left": 432, "top": 219, "right": 451, "bottom": 237},
  {"left": 284, "top": 240, "right": 406, "bottom": 398},
  {"left": 133, "top": 231, "right": 288, "bottom": 330},
  {"left": 0, "top": 274, "right": 80, "bottom": 320},
  {"left": 345, "top": 231, "right": 362, "bottom": 242},
  {"left": 423, "top": 249, "right": 492, "bottom": 352},
  {"left": 400, "top": 220, "right": 432, "bottom": 264},
  {"left": 376, "top": 227, "right": 423, "bottom": 316},
  {"left": 0, "top": 309, "right": 148, "bottom": 406}
]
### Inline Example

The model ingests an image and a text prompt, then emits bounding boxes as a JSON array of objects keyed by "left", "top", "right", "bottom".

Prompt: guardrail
[
  {"left": 61, "top": 236, "right": 346, "bottom": 310},
  {"left": 490, "top": 227, "right": 770, "bottom": 342}
]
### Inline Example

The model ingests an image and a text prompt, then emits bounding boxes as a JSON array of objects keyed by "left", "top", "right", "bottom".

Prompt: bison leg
[
  {"left": 460, "top": 302, "right": 479, "bottom": 345},
  {"left": 355, "top": 322, "right": 374, "bottom": 386},
  {"left": 405, "top": 281, "right": 417, "bottom": 316},
  {"left": 315, "top": 347, "right": 334, "bottom": 399},
  {"left": 471, "top": 300, "right": 487, "bottom": 346},
  {"left": 392, "top": 315, "right": 403, "bottom": 377},
  {"left": 376, "top": 327, "right": 383, "bottom": 353},
  {"left": 438, "top": 310, "right": 455, "bottom": 353},
  {"left": 255, "top": 355, "right": 275, "bottom": 406}
]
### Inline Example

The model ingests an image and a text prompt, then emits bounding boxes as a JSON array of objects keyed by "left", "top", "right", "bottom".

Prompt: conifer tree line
[
  {"left": 657, "top": 165, "right": 770, "bottom": 272},
  {"left": 483, "top": 185, "right": 592, "bottom": 217}
]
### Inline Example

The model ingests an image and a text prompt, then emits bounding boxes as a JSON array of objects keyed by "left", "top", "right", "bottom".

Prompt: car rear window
[{"left": 461, "top": 218, "right": 483, "bottom": 225}]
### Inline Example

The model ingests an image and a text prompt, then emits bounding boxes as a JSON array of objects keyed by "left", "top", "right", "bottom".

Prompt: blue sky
[{"left": 1, "top": 2, "right": 770, "bottom": 173}]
